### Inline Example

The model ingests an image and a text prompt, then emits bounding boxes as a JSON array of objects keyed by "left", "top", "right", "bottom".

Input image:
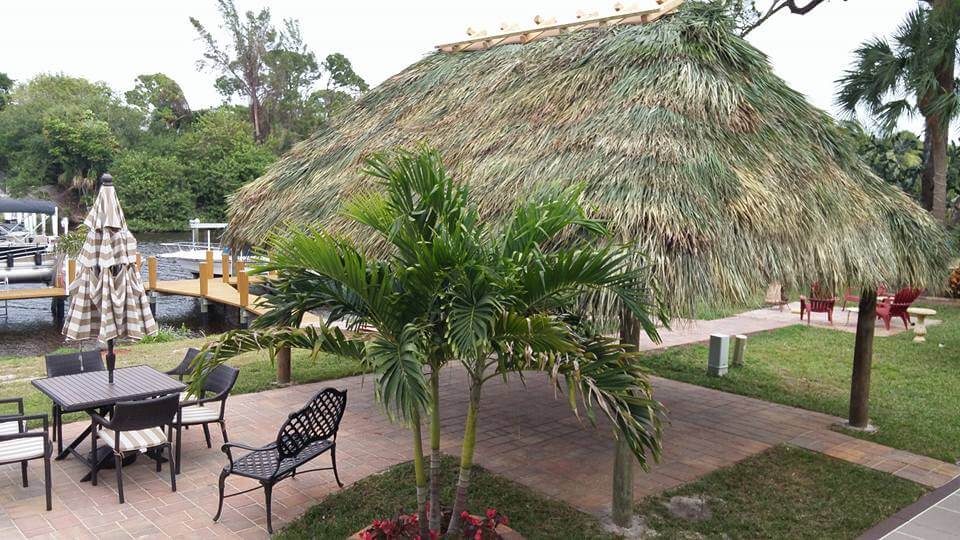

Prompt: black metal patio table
[{"left": 32, "top": 365, "right": 185, "bottom": 480}]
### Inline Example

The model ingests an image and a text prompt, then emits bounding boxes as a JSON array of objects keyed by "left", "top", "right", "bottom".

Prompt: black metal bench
[{"left": 213, "top": 388, "right": 347, "bottom": 533}]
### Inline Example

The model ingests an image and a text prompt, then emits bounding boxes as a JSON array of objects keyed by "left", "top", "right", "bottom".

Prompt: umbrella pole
[{"left": 107, "top": 339, "right": 115, "bottom": 384}]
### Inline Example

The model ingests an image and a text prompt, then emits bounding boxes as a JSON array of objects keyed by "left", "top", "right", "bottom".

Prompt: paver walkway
[
  {"left": 2, "top": 366, "right": 957, "bottom": 539},
  {"left": 862, "top": 476, "right": 960, "bottom": 540}
]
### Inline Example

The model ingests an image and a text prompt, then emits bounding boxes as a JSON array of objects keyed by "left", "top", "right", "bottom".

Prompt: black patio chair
[
  {"left": 44, "top": 350, "right": 104, "bottom": 454},
  {"left": 0, "top": 397, "right": 52, "bottom": 511},
  {"left": 172, "top": 364, "right": 240, "bottom": 474},
  {"left": 213, "top": 388, "right": 347, "bottom": 534},
  {"left": 166, "top": 347, "right": 209, "bottom": 382},
  {"left": 90, "top": 393, "right": 179, "bottom": 504}
]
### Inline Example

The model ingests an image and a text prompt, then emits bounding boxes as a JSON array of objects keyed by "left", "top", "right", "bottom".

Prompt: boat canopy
[{"left": 0, "top": 199, "right": 58, "bottom": 215}]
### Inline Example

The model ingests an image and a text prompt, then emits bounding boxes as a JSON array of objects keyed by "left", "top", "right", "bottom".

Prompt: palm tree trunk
[
  {"left": 930, "top": 116, "right": 949, "bottom": 224},
  {"left": 411, "top": 410, "right": 430, "bottom": 539},
  {"left": 446, "top": 379, "right": 481, "bottom": 537},
  {"left": 612, "top": 308, "right": 640, "bottom": 527},
  {"left": 849, "top": 289, "right": 876, "bottom": 427},
  {"left": 921, "top": 124, "right": 935, "bottom": 212},
  {"left": 429, "top": 367, "right": 442, "bottom": 532}
]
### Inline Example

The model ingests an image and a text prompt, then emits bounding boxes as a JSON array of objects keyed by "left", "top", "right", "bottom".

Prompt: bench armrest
[
  {"left": 0, "top": 413, "right": 48, "bottom": 436},
  {"left": 221, "top": 441, "right": 277, "bottom": 469},
  {"left": 0, "top": 398, "right": 24, "bottom": 415}
]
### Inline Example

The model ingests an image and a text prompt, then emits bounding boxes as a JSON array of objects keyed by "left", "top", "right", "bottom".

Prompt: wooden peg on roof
[
  {"left": 534, "top": 14, "right": 556, "bottom": 26},
  {"left": 499, "top": 21, "right": 520, "bottom": 32},
  {"left": 466, "top": 27, "right": 487, "bottom": 37},
  {"left": 576, "top": 9, "right": 600, "bottom": 19}
]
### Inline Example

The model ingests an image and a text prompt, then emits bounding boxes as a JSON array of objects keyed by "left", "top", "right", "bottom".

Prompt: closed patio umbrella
[{"left": 63, "top": 173, "right": 157, "bottom": 382}]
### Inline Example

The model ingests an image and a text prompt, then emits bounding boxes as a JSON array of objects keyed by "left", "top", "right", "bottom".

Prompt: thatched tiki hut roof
[{"left": 228, "top": 2, "right": 950, "bottom": 316}]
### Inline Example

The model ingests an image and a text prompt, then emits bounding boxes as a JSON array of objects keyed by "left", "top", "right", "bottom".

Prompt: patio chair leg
[
  {"left": 115, "top": 454, "right": 125, "bottom": 504},
  {"left": 91, "top": 430, "right": 98, "bottom": 486},
  {"left": 213, "top": 469, "right": 229, "bottom": 522},
  {"left": 43, "top": 456, "right": 52, "bottom": 511},
  {"left": 175, "top": 425, "right": 182, "bottom": 475},
  {"left": 51, "top": 405, "right": 57, "bottom": 442},
  {"left": 56, "top": 412, "right": 63, "bottom": 456},
  {"left": 20, "top": 461, "right": 28, "bottom": 487},
  {"left": 331, "top": 445, "right": 343, "bottom": 488},
  {"left": 155, "top": 449, "right": 162, "bottom": 472},
  {"left": 167, "top": 444, "right": 176, "bottom": 493},
  {"left": 202, "top": 424, "right": 212, "bottom": 448},
  {"left": 263, "top": 482, "right": 274, "bottom": 534}
]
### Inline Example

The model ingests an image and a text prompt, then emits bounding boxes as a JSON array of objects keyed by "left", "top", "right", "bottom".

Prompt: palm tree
[
  {"left": 191, "top": 147, "right": 666, "bottom": 537},
  {"left": 837, "top": 0, "right": 960, "bottom": 224}
]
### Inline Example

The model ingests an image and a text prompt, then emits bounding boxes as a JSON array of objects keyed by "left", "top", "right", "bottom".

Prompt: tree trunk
[
  {"left": 849, "top": 289, "right": 877, "bottom": 428},
  {"left": 612, "top": 308, "right": 641, "bottom": 527},
  {"left": 921, "top": 124, "right": 935, "bottom": 212},
  {"left": 429, "top": 367, "right": 442, "bottom": 532},
  {"left": 411, "top": 411, "right": 430, "bottom": 539},
  {"left": 446, "top": 380, "right": 481, "bottom": 538},
  {"left": 276, "top": 347, "right": 291, "bottom": 385},
  {"left": 250, "top": 93, "right": 264, "bottom": 144},
  {"left": 930, "top": 117, "right": 948, "bottom": 224}
]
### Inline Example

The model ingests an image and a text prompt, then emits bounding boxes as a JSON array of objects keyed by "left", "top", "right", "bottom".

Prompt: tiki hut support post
[
  {"left": 613, "top": 309, "right": 641, "bottom": 527},
  {"left": 276, "top": 347, "right": 292, "bottom": 386},
  {"left": 848, "top": 288, "right": 878, "bottom": 429}
]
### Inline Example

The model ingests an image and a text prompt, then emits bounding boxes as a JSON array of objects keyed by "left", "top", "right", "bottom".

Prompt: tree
[
  {"left": 177, "top": 108, "right": 274, "bottom": 221},
  {"left": 0, "top": 74, "right": 140, "bottom": 195},
  {"left": 0, "top": 72, "right": 12, "bottom": 111},
  {"left": 720, "top": 0, "right": 842, "bottom": 36},
  {"left": 837, "top": 0, "right": 960, "bottom": 224},
  {"left": 125, "top": 73, "right": 192, "bottom": 131},
  {"left": 192, "top": 147, "right": 665, "bottom": 537},
  {"left": 42, "top": 109, "right": 118, "bottom": 196},
  {"left": 112, "top": 150, "right": 193, "bottom": 231},
  {"left": 190, "top": 1, "right": 367, "bottom": 147}
]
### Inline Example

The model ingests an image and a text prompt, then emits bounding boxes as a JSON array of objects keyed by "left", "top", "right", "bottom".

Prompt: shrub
[{"left": 112, "top": 149, "right": 193, "bottom": 231}]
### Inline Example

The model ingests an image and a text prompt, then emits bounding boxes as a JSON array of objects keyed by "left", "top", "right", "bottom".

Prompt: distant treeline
[{"left": 0, "top": 0, "right": 367, "bottom": 231}]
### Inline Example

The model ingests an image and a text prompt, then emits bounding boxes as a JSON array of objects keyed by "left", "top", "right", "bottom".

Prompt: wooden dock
[
  {"left": 145, "top": 252, "right": 320, "bottom": 328},
  {"left": 0, "top": 287, "right": 66, "bottom": 301}
]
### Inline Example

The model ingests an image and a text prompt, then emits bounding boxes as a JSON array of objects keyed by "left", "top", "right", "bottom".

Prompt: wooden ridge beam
[{"left": 436, "top": 1, "right": 682, "bottom": 53}]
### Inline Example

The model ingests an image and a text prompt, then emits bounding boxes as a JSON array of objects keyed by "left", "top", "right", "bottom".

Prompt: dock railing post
[
  {"left": 238, "top": 270, "right": 249, "bottom": 328},
  {"left": 222, "top": 253, "right": 231, "bottom": 283},
  {"left": 147, "top": 256, "right": 157, "bottom": 315},
  {"left": 205, "top": 250, "right": 214, "bottom": 279},
  {"left": 67, "top": 259, "right": 76, "bottom": 287},
  {"left": 199, "top": 262, "right": 209, "bottom": 315},
  {"left": 135, "top": 252, "right": 142, "bottom": 273}
]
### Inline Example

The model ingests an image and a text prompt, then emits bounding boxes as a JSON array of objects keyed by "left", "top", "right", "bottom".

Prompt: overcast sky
[{"left": 1, "top": 0, "right": 922, "bottom": 131}]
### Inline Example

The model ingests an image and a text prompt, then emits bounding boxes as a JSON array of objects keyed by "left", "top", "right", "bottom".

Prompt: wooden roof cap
[{"left": 436, "top": 0, "right": 683, "bottom": 53}]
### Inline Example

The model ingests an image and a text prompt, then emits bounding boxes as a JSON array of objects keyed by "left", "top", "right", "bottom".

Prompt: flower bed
[{"left": 350, "top": 510, "right": 523, "bottom": 540}]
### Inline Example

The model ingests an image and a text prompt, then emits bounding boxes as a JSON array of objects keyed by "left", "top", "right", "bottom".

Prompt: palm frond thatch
[{"left": 227, "top": 3, "right": 950, "bottom": 317}]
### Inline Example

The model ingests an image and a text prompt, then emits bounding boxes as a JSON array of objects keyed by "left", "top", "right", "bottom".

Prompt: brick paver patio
[{"left": 2, "top": 365, "right": 957, "bottom": 539}]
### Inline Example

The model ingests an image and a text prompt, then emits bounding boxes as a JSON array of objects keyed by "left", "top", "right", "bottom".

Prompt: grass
[
  {"left": 0, "top": 335, "right": 366, "bottom": 426},
  {"left": 277, "top": 455, "right": 614, "bottom": 540},
  {"left": 643, "top": 303, "right": 960, "bottom": 462},
  {"left": 636, "top": 445, "right": 926, "bottom": 539}
]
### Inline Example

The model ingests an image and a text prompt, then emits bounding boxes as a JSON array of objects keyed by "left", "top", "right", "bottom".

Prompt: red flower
[
  {"left": 486, "top": 509, "right": 496, "bottom": 520},
  {"left": 475, "top": 530, "right": 483, "bottom": 540}
]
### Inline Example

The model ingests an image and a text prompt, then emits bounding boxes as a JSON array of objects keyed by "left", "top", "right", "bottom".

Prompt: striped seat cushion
[
  {"left": 0, "top": 437, "right": 44, "bottom": 462},
  {"left": 177, "top": 405, "right": 220, "bottom": 424},
  {"left": 179, "top": 392, "right": 199, "bottom": 402},
  {"left": 98, "top": 427, "right": 167, "bottom": 452},
  {"left": 0, "top": 420, "right": 20, "bottom": 436}
]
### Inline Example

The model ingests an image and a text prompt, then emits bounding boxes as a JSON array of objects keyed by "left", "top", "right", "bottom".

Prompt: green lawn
[
  {"left": 277, "top": 455, "right": 614, "bottom": 540},
  {"left": 644, "top": 303, "right": 960, "bottom": 462},
  {"left": 0, "top": 336, "right": 366, "bottom": 426},
  {"left": 637, "top": 445, "right": 926, "bottom": 539}
]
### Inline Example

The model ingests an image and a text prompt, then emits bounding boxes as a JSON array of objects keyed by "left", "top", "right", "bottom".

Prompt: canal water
[{"left": 0, "top": 232, "right": 239, "bottom": 358}]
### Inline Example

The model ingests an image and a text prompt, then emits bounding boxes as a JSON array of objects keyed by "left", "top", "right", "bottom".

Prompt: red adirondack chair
[
  {"left": 876, "top": 288, "right": 922, "bottom": 331},
  {"left": 800, "top": 284, "right": 836, "bottom": 325},
  {"left": 841, "top": 285, "right": 888, "bottom": 310}
]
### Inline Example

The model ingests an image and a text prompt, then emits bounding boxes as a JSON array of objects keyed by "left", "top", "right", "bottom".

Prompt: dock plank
[{"left": 0, "top": 287, "right": 66, "bottom": 300}]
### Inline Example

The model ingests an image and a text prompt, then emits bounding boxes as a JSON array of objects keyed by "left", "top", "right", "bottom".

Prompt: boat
[
  {"left": 158, "top": 219, "right": 256, "bottom": 276},
  {"left": 0, "top": 198, "right": 66, "bottom": 285}
]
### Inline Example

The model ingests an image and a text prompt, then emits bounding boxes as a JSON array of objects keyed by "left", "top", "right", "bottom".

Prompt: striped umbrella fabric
[{"left": 63, "top": 175, "right": 158, "bottom": 343}]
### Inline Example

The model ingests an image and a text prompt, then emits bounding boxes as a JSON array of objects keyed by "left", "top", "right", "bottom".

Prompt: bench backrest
[{"left": 276, "top": 388, "right": 347, "bottom": 460}]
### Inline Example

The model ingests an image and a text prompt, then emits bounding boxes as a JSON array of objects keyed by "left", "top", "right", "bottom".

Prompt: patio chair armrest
[
  {"left": 0, "top": 413, "right": 49, "bottom": 433},
  {"left": 0, "top": 397, "right": 24, "bottom": 414},
  {"left": 88, "top": 411, "right": 112, "bottom": 429},
  {"left": 0, "top": 430, "right": 49, "bottom": 443}
]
